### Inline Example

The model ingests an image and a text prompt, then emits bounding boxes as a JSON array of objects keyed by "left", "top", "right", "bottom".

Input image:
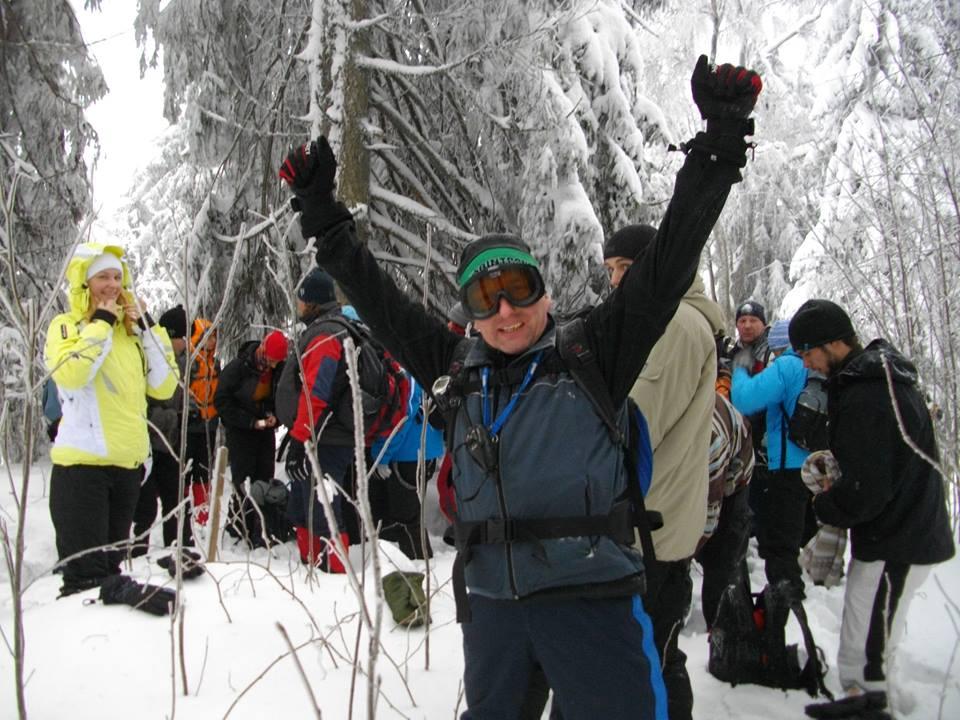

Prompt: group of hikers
[{"left": 41, "top": 55, "right": 954, "bottom": 720}]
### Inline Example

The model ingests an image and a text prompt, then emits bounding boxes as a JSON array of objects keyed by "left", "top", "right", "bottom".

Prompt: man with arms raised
[{"left": 281, "top": 56, "right": 761, "bottom": 720}]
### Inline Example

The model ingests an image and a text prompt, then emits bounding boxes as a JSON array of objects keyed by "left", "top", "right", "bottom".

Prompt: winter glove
[
  {"left": 157, "top": 549, "right": 204, "bottom": 580},
  {"left": 99, "top": 574, "right": 176, "bottom": 616},
  {"left": 800, "top": 524, "right": 847, "bottom": 588},
  {"left": 278, "top": 137, "right": 341, "bottom": 240},
  {"left": 680, "top": 55, "right": 762, "bottom": 168},
  {"left": 285, "top": 438, "right": 312, "bottom": 486},
  {"left": 731, "top": 347, "right": 754, "bottom": 371},
  {"left": 382, "top": 570, "right": 430, "bottom": 628},
  {"left": 801, "top": 450, "right": 841, "bottom": 495},
  {"left": 279, "top": 137, "right": 337, "bottom": 200},
  {"left": 691, "top": 54, "right": 762, "bottom": 122}
]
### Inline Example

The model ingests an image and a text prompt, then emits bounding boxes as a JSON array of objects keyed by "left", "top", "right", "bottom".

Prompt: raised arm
[
  {"left": 278, "top": 139, "right": 461, "bottom": 390},
  {"left": 586, "top": 56, "right": 762, "bottom": 407}
]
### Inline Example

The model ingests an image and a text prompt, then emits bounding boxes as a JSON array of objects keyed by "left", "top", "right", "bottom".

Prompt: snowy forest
[{"left": 2, "top": 0, "right": 960, "bottom": 718}]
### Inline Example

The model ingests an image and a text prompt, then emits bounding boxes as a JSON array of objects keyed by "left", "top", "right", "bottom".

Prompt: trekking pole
[{"left": 207, "top": 445, "right": 229, "bottom": 561}]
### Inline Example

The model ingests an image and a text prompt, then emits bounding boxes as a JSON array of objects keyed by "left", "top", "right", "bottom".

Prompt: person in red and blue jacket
[{"left": 274, "top": 268, "right": 357, "bottom": 572}]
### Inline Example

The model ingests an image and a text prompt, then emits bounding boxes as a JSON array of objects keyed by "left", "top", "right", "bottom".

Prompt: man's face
[
  {"left": 472, "top": 294, "right": 551, "bottom": 355},
  {"left": 603, "top": 256, "right": 634, "bottom": 289},
  {"left": 736, "top": 314, "right": 765, "bottom": 345},
  {"left": 798, "top": 340, "right": 849, "bottom": 377}
]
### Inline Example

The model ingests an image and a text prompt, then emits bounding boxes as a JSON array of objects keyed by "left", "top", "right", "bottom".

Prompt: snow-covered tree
[
  {"left": 784, "top": 0, "right": 960, "bottom": 502},
  {"left": 0, "top": 0, "right": 105, "bottom": 300}
]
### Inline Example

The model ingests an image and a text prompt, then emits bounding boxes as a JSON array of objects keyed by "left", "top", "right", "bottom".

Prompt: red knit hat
[{"left": 261, "top": 331, "right": 289, "bottom": 362}]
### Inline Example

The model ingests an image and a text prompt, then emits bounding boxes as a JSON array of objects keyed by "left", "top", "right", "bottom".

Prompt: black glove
[
  {"left": 691, "top": 54, "right": 762, "bottom": 122},
  {"left": 279, "top": 137, "right": 338, "bottom": 239},
  {"left": 99, "top": 574, "right": 176, "bottom": 616},
  {"left": 285, "top": 438, "right": 312, "bottom": 485},
  {"left": 681, "top": 55, "right": 763, "bottom": 168},
  {"left": 157, "top": 549, "right": 204, "bottom": 580}
]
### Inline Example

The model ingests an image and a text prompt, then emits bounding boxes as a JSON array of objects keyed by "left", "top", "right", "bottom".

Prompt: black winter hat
[
  {"left": 603, "top": 224, "right": 657, "bottom": 260},
  {"left": 158, "top": 305, "right": 188, "bottom": 339},
  {"left": 735, "top": 300, "right": 766, "bottom": 325},
  {"left": 297, "top": 267, "right": 337, "bottom": 305},
  {"left": 788, "top": 299, "right": 856, "bottom": 351},
  {"left": 457, "top": 234, "right": 541, "bottom": 287}
]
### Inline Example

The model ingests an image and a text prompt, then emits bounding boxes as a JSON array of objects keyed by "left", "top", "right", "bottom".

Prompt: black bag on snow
[
  {"left": 785, "top": 372, "right": 830, "bottom": 451},
  {"left": 708, "top": 580, "right": 832, "bottom": 699}
]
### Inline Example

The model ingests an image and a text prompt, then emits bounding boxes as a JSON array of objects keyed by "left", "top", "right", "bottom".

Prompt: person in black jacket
[
  {"left": 131, "top": 305, "right": 195, "bottom": 554},
  {"left": 214, "top": 330, "right": 288, "bottom": 548},
  {"left": 790, "top": 299, "right": 955, "bottom": 707},
  {"left": 279, "top": 56, "right": 761, "bottom": 720}
]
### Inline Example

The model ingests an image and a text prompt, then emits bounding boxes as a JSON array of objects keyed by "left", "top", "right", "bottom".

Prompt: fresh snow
[{"left": 2, "top": 459, "right": 958, "bottom": 719}]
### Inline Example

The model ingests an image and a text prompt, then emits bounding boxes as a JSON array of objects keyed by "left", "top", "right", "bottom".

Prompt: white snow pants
[{"left": 838, "top": 558, "right": 929, "bottom": 694}]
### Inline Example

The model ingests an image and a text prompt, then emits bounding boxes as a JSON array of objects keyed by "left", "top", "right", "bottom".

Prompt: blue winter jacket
[
  {"left": 731, "top": 349, "right": 809, "bottom": 470},
  {"left": 370, "top": 374, "right": 444, "bottom": 464}
]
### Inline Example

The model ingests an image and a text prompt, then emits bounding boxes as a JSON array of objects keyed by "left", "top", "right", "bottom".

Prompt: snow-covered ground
[{"left": 2, "top": 459, "right": 958, "bottom": 719}]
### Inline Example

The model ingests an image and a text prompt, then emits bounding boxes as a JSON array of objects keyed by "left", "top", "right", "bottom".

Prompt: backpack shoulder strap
[
  {"left": 789, "top": 600, "right": 834, "bottom": 700},
  {"left": 556, "top": 318, "right": 621, "bottom": 442},
  {"left": 556, "top": 318, "right": 657, "bottom": 564}
]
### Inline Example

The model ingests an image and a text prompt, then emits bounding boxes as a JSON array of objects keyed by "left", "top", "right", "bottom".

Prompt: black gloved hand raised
[
  {"left": 99, "top": 574, "right": 176, "bottom": 616},
  {"left": 285, "top": 438, "right": 312, "bottom": 486},
  {"left": 279, "top": 137, "right": 337, "bottom": 199},
  {"left": 691, "top": 55, "right": 762, "bottom": 122},
  {"left": 680, "top": 55, "right": 763, "bottom": 168}
]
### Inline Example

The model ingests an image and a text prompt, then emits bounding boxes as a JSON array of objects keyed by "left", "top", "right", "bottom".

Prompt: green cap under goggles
[{"left": 457, "top": 234, "right": 545, "bottom": 319}]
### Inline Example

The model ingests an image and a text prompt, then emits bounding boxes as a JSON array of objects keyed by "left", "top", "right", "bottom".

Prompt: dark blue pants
[
  {"left": 461, "top": 594, "right": 667, "bottom": 720},
  {"left": 286, "top": 444, "right": 353, "bottom": 536}
]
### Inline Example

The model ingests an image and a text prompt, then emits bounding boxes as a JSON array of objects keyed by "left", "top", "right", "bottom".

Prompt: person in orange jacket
[{"left": 185, "top": 317, "right": 220, "bottom": 524}]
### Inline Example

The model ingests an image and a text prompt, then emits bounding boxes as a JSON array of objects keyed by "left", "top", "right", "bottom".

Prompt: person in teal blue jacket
[{"left": 730, "top": 319, "right": 818, "bottom": 596}]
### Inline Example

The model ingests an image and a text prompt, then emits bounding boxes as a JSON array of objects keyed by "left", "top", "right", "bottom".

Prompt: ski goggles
[{"left": 460, "top": 265, "right": 545, "bottom": 320}]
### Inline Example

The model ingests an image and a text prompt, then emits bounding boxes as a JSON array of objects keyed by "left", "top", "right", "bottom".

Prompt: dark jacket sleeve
[
  {"left": 214, "top": 358, "right": 256, "bottom": 431},
  {"left": 584, "top": 151, "right": 743, "bottom": 406},
  {"left": 813, "top": 380, "right": 896, "bottom": 527},
  {"left": 311, "top": 207, "right": 463, "bottom": 393}
]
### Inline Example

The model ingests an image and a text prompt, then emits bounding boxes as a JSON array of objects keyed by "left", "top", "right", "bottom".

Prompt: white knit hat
[{"left": 85, "top": 252, "right": 123, "bottom": 280}]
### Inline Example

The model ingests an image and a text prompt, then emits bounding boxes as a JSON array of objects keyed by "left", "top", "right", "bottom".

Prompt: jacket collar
[{"left": 463, "top": 315, "right": 557, "bottom": 369}]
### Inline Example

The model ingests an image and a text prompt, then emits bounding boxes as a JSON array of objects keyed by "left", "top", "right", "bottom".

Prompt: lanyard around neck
[{"left": 481, "top": 351, "right": 543, "bottom": 437}]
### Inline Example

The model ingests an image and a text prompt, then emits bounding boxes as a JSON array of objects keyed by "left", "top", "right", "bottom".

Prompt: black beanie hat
[
  {"left": 788, "top": 299, "right": 855, "bottom": 351},
  {"left": 457, "top": 233, "right": 541, "bottom": 287},
  {"left": 735, "top": 300, "right": 767, "bottom": 325},
  {"left": 603, "top": 224, "right": 657, "bottom": 261},
  {"left": 158, "top": 305, "right": 187, "bottom": 339},
  {"left": 297, "top": 267, "right": 337, "bottom": 306}
]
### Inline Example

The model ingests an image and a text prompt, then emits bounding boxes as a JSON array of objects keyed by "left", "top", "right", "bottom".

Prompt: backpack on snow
[
  {"left": 708, "top": 580, "right": 832, "bottom": 699},
  {"left": 784, "top": 372, "right": 829, "bottom": 452}
]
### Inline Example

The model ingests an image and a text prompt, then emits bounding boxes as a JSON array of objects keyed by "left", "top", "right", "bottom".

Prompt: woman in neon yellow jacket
[{"left": 45, "top": 243, "right": 178, "bottom": 597}]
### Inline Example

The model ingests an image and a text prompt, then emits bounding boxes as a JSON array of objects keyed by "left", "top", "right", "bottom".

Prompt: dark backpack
[
  {"left": 709, "top": 580, "right": 832, "bottom": 699},
  {"left": 327, "top": 316, "right": 408, "bottom": 445},
  {"left": 785, "top": 372, "right": 829, "bottom": 452},
  {"left": 285, "top": 315, "right": 409, "bottom": 446}
]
